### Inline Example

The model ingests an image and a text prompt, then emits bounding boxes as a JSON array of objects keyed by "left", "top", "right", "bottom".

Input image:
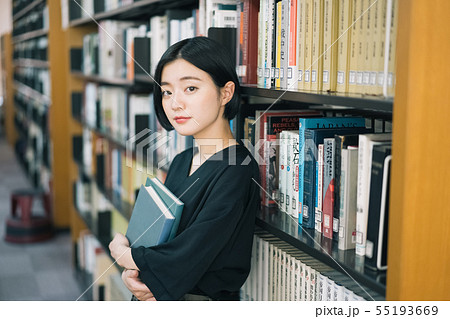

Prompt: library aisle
[{"left": 0, "top": 136, "right": 87, "bottom": 301}]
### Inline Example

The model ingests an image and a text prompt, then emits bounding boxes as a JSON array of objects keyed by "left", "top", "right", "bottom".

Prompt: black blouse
[{"left": 131, "top": 144, "right": 260, "bottom": 300}]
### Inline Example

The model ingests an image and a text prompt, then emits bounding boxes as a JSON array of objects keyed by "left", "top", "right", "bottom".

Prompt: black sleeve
[{"left": 131, "top": 164, "right": 256, "bottom": 300}]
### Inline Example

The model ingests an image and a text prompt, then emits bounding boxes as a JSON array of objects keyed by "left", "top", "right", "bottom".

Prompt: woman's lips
[{"left": 174, "top": 117, "right": 191, "bottom": 124}]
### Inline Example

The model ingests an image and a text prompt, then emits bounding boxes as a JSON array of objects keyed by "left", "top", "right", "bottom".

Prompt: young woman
[{"left": 109, "top": 36, "right": 260, "bottom": 301}]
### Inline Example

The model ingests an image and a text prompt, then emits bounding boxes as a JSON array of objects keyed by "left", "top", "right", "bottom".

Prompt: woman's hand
[
  {"left": 122, "top": 269, "right": 156, "bottom": 301},
  {"left": 109, "top": 233, "right": 138, "bottom": 270}
]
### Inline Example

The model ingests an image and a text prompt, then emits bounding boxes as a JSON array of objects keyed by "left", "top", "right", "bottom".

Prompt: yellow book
[
  {"left": 276, "top": 1, "right": 282, "bottom": 88},
  {"left": 367, "top": 0, "right": 382, "bottom": 95},
  {"left": 386, "top": 0, "right": 398, "bottom": 97},
  {"left": 111, "top": 208, "right": 129, "bottom": 236},
  {"left": 374, "top": 0, "right": 387, "bottom": 95},
  {"left": 297, "top": 0, "right": 306, "bottom": 90},
  {"left": 310, "top": 0, "right": 324, "bottom": 92},
  {"left": 347, "top": 0, "right": 359, "bottom": 93},
  {"left": 336, "top": 0, "right": 352, "bottom": 93},
  {"left": 121, "top": 151, "right": 132, "bottom": 206},
  {"left": 357, "top": 0, "right": 371, "bottom": 93},
  {"left": 303, "top": 0, "right": 313, "bottom": 91},
  {"left": 322, "top": 0, "right": 338, "bottom": 92},
  {"left": 93, "top": 248, "right": 118, "bottom": 301}
]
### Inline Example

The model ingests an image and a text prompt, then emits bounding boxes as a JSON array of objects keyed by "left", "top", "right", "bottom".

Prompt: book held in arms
[
  {"left": 126, "top": 178, "right": 183, "bottom": 248},
  {"left": 145, "top": 177, "right": 184, "bottom": 241}
]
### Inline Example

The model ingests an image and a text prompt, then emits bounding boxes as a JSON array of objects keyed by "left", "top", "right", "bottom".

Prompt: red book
[
  {"left": 238, "top": 0, "right": 259, "bottom": 84},
  {"left": 256, "top": 109, "right": 321, "bottom": 207}
]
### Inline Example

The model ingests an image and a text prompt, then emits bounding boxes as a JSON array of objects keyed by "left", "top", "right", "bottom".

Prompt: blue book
[
  {"left": 298, "top": 117, "right": 366, "bottom": 225},
  {"left": 145, "top": 177, "right": 184, "bottom": 240},
  {"left": 126, "top": 184, "right": 175, "bottom": 248},
  {"left": 303, "top": 126, "right": 369, "bottom": 229}
]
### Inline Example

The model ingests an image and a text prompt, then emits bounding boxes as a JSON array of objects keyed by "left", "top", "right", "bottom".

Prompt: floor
[{"left": 0, "top": 135, "right": 87, "bottom": 300}]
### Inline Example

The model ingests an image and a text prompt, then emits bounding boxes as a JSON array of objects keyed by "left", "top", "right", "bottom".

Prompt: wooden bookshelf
[
  {"left": 4, "top": 0, "right": 446, "bottom": 301},
  {"left": 387, "top": 0, "right": 450, "bottom": 300},
  {"left": 47, "top": 0, "right": 72, "bottom": 228},
  {"left": 1, "top": 33, "right": 17, "bottom": 146}
]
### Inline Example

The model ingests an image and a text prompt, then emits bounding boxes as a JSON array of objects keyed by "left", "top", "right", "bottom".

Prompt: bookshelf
[
  {"left": 1, "top": 33, "right": 16, "bottom": 146},
  {"left": 4, "top": 0, "right": 448, "bottom": 300},
  {"left": 9, "top": 0, "right": 53, "bottom": 198}
]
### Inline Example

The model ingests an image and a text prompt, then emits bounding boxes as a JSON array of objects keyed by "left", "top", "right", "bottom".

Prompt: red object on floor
[{"left": 4, "top": 189, "right": 54, "bottom": 243}]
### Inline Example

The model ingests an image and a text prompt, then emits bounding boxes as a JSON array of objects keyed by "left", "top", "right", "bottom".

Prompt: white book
[
  {"left": 268, "top": 242, "right": 274, "bottom": 300},
  {"left": 309, "top": 267, "right": 317, "bottom": 300},
  {"left": 338, "top": 146, "right": 358, "bottom": 250},
  {"left": 280, "top": 0, "right": 290, "bottom": 89},
  {"left": 150, "top": 15, "right": 168, "bottom": 75},
  {"left": 285, "top": 131, "right": 300, "bottom": 219},
  {"left": 262, "top": 239, "right": 270, "bottom": 300},
  {"left": 355, "top": 133, "right": 392, "bottom": 256},
  {"left": 278, "top": 131, "right": 288, "bottom": 212},
  {"left": 257, "top": 236, "right": 263, "bottom": 300}
]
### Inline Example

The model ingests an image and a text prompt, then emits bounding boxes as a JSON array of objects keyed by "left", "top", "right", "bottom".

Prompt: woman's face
[{"left": 160, "top": 59, "right": 233, "bottom": 139}]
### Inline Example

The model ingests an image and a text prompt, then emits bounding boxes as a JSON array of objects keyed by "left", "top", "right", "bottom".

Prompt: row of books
[
  {"left": 238, "top": 0, "right": 397, "bottom": 96},
  {"left": 246, "top": 111, "right": 392, "bottom": 269},
  {"left": 75, "top": 229, "right": 132, "bottom": 301},
  {"left": 12, "top": 1, "right": 48, "bottom": 37},
  {"left": 13, "top": 36, "right": 48, "bottom": 61},
  {"left": 79, "top": 87, "right": 194, "bottom": 170},
  {"left": 13, "top": 66, "right": 51, "bottom": 96},
  {"left": 241, "top": 231, "right": 384, "bottom": 300},
  {"left": 80, "top": 1, "right": 240, "bottom": 81},
  {"left": 68, "top": 0, "right": 135, "bottom": 21},
  {"left": 12, "top": 0, "right": 40, "bottom": 16},
  {"left": 72, "top": 125, "right": 183, "bottom": 215},
  {"left": 13, "top": 110, "right": 52, "bottom": 190}
]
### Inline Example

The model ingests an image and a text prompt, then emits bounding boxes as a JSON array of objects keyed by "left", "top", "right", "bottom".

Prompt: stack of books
[{"left": 126, "top": 177, "right": 184, "bottom": 248}]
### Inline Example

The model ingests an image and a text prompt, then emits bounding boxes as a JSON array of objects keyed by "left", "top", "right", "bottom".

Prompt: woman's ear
[{"left": 220, "top": 81, "right": 235, "bottom": 106}]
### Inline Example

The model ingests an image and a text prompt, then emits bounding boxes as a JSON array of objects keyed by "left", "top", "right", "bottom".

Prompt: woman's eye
[
  {"left": 186, "top": 86, "right": 197, "bottom": 93},
  {"left": 162, "top": 90, "right": 171, "bottom": 96}
]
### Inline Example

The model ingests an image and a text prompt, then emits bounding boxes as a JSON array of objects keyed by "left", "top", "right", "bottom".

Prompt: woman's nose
[{"left": 169, "top": 92, "right": 184, "bottom": 111}]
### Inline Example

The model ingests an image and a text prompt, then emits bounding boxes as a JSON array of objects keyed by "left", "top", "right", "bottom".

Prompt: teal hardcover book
[
  {"left": 145, "top": 177, "right": 184, "bottom": 240},
  {"left": 126, "top": 184, "right": 175, "bottom": 248}
]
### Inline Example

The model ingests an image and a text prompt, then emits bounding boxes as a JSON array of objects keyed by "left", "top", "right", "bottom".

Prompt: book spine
[
  {"left": 278, "top": 131, "right": 287, "bottom": 212},
  {"left": 336, "top": 0, "right": 352, "bottom": 93},
  {"left": 338, "top": 147, "right": 358, "bottom": 250},
  {"left": 386, "top": 0, "right": 398, "bottom": 97},
  {"left": 302, "top": 129, "right": 316, "bottom": 228},
  {"left": 290, "top": 132, "right": 300, "bottom": 220},
  {"left": 310, "top": 0, "right": 323, "bottom": 92},
  {"left": 280, "top": 0, "right": 290, "bottom": 89},
  {"left": 287, "top": 0, "right": 298, "bottom": 90},
  {"left": 322, "top": 137, "right": 334, "bottom": 239},
  {"left": 257, "top": 1, "right": 265, "bottom": 87},
  {"left": 347, "top": 0, "right": 359, "bottom": 93},
  {"left": 275, "top": 0, "right": 282, "bottom": 88},
  {"left": 365, "top": 147, "right": 391, "bottom": 270},
  {"left": 315, "top": 143, "right": 324, "bottom": 232},
  {"left": 355, "top": 134, "right": 368, "bottom": 256},
  {"left": 296, "top": 0, "right": 304, "bottom": 90},
  {"left": 285, "top": 131, "right": 292, "bottom": 214},
  {"left": 303, "top": 0, "right": 313, "bottom": 90}
]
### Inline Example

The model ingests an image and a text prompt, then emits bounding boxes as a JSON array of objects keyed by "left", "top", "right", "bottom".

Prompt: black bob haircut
[{"left": 153, "top": 36, "right": 241, "bottom": 131}]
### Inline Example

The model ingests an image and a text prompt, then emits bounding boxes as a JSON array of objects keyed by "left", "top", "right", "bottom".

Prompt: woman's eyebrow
[{"left": 161, "top": 76, "right": 203, "bottom": 86}]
